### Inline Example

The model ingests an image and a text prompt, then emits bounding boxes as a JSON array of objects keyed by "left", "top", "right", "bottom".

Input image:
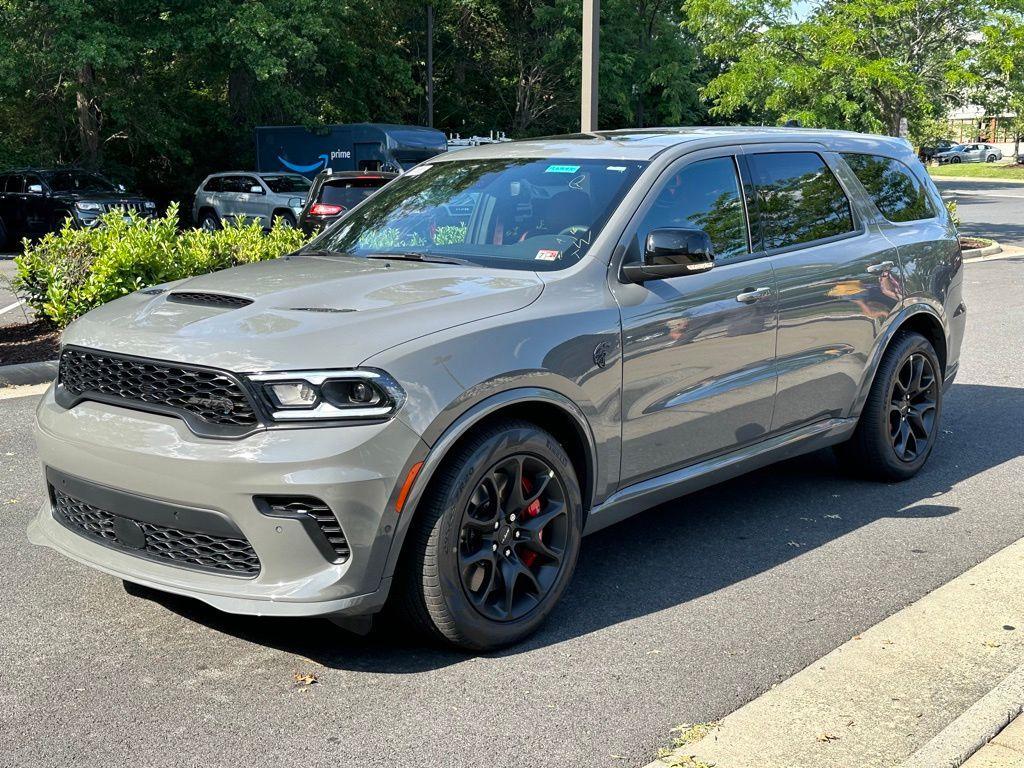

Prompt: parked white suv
[{"left": 192, "top": 172, "right": 311, "bottom": 230}]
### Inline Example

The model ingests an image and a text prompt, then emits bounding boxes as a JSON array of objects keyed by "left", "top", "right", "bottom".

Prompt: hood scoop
[{"left": 166, "top": 292, "right": 254, "bottom": 309}]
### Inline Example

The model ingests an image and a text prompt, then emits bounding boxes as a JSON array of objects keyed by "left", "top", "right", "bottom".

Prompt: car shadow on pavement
[{"left": 136, "top": 382, "right": 1023, "bottom": 671}]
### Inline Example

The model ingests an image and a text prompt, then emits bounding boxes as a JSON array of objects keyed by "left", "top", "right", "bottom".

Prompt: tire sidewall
[
  {"left": 432, "top": 425, "right": 583, "bottom": 648},
  {"left": 867, "top": 334, "right": 943, "bottom": 477}
]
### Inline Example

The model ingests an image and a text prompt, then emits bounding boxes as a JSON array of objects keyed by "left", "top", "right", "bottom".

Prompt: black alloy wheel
[
  {"left": 397, "top": 419, "right": 583, "bottom": 650},
  {"left": 458, "top": 454, "right": 570, "bottom": 622},
  {"left": 836, "top": 330, "right": 943, "bottom": 481},
  {"left": 887, "top": 352, "right": 938, "bottom": 463}
]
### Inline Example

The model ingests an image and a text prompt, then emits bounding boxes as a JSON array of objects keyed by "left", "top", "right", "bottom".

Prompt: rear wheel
[
  {"left": 836, "top": 331, "right": 942, "bottom": 481},
  {"left": 274, "top": 210, "right": 297, "bottom": 228},
  {"left": 397, "top": 419, "right": 583, "bottom": 650}
]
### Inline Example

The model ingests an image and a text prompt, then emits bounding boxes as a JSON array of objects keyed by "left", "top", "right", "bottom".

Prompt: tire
[
  {"left": 836, "top": 331, "right": 943, "bottom": 482},
  {"left": 0, "top": 217, "right": 8, "bottom": 252},
  {"left": 397, "top": 419, "right": 583, "bottom": 651},
  {"left": 274, "top": 210, "right": 297, "bottom": 228},
  {"left": 199, "top": 210, "right": 221, "bottom": 231},
  {"left": 952, "top": 156, "right": 962, "bottom": 164},
  {"left": 987, "top": 154, "right": 998, "bottom": 163}
]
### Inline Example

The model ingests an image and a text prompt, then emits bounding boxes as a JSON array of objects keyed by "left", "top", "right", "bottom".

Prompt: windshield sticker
[
  {"left": 545, "top": 164, "right": 580, "bottom": 174},
  {"left": 606, "top": 165, "right": 627, "bottom": 172},
  {"left": 535, "top": 249, "right": 561, "bottom": 261},
  {"left": 403, "top": 165, "right": 431, "bottom": 177},
  {"left": 569, "top": 174, "right": 586, "bottom": 190}
]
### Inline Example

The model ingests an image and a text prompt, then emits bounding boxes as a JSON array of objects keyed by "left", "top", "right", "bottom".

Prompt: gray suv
[
  {"left": 30, "top": 128, "right": 965, "bottom": 650},
  {"left": 192, "top": 171, "right": 311, "bottom": 230}
]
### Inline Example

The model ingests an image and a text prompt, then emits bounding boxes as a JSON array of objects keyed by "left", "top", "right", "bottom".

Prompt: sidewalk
[
  {"left": 650, "top": 534, "right": 1024, "bottom": 768},
  {"left": 962, "top": 716, "right": 1024, "bottom": 767}
]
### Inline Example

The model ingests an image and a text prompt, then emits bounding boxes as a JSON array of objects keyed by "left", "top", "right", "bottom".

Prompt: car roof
[
  {"left": 320, "top": 171, "right": 397, "bottom": 181},
  {"left": 432, "top": 126, "right": 917, "bottom": 162}
]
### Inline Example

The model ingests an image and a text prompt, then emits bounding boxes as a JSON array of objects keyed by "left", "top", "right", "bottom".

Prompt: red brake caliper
[{"left": 519, "top": 476, "right": 541, "bottom": 568}]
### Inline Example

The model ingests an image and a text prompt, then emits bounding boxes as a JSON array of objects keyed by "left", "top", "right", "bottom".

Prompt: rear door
[
  {"left": 746, "top": 147, "right": 902, "bottom": 432},
  {"left": 614, "top": 149, "right": 779, "bottom": 485}
]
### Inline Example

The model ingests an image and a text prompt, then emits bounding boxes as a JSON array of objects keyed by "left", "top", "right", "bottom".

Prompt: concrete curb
[
  {"left": 962, "top": 242, "right": 1003, "bottom": 259},
  {"left": 899, "top": 666, "right": 1024, "bottom": 768},
  {"left": 931, "top": 174, "right": 1024, "bottom": 185},
  {"left": 0, "top": 359, "right": 57, "bottom": 388}
]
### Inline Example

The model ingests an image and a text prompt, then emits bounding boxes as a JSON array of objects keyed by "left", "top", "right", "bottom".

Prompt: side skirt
[{"left": 583, "top": 417, "right": 857, "bottom": 535}]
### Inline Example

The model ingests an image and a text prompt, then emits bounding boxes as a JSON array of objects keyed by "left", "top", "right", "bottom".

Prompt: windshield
[
  {"left": 48, "top": 171, "right": 117, "bottom": 193},
  {"left": 319, "top": 178, "right": 389, "bottom": 209},
  {"left": 261, "top": 174, "right": 311, "bottom": 194},
  {"left": 310, "top": 158, "right": 647, "bottom": 270}
]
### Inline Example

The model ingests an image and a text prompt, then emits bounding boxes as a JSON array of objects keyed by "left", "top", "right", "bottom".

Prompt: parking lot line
[{"left": 1, "top": 299, "right": 25, "bottom": 315}]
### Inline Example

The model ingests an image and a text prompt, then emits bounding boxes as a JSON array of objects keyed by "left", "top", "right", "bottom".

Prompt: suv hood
[{"left": 64, "top": 255, "right": 544, "bottom": 371}]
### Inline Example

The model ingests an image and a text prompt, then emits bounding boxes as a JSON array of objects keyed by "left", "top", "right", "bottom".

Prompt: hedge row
[{"left": 14, "top": 205, "right": 308, "bottom": 328}]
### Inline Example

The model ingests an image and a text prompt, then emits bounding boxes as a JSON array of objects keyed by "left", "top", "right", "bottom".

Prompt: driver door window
[{"left": 632, "top": 156, "right": 750, "bottom": 264}]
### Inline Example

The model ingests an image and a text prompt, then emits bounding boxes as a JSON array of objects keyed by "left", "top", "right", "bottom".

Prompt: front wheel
[
  {"left": 951, "top": 156, "right": 962, "bottom": 164},
  {"left": 397, "top": 420, "right": 583, "bottom": 650},
  {"left": 199, "top": 210, "right": 221, "bottom": 232},
  {"left": 987, "top": 154, "right": 998, "bottom": 163},
  {"left": 836, "top": 331, "right": 942, "bottom": 481}
]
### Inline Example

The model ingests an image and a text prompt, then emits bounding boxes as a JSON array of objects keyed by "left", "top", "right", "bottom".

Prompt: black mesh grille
[
  {"left": 260, "top": 497, "right": 350, "bottom": 561},
  {"left": 167, "top": 292, "right": 254, "bottom": 309},
  {"left": 52, "top": 488, "right": 261, "bottom": 576},
  {"left": 58, "top": 347, "right": 259, "bottom": 428},
  {"left": 103, "top": 201, "right": 144, "bottom": 213}
]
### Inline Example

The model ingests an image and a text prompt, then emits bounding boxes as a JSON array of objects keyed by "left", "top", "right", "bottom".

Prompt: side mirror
[
  {"left": 621, "top": 228, "right": 715, "bottom": 284},
  {"left": 250, "top": 185, "right": 265, "bottom": 194},
  {"left": 27, "top": 183, "right": 44, "bottom": 194}
]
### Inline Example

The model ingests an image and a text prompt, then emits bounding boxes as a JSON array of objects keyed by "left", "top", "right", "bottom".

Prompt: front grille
[
  {"left": 103, "top": 201, "right": 143, "bottom": 213},
  {"left": 58, "top": 347, "right": 259, "bottom": 431},
  {"left": 167, "top": 292, "right": 253, "bottom": 309},
  {"left": 259, "top": 496, "right": 350, "bottom": 562},
  {"left": 52, "top": 488, "right": 261, "bottom": 576}
]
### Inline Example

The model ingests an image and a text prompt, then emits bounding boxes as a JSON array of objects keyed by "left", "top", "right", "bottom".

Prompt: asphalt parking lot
[
  {"left": 1, "top": 253, "right": 1022, "bottom": 767},
  {"left": 935, "top": 177, "right": 1024, "bottom": 246}
]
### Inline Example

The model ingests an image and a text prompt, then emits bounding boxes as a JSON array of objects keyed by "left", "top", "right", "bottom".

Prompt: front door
[{"left": 613, "top": 151, "right": 778, "bottom": 486}]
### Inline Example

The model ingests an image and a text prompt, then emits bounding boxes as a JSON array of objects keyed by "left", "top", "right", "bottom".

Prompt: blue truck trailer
[{"left": 255, "top": 123, "right": 448, "bottom": 178}]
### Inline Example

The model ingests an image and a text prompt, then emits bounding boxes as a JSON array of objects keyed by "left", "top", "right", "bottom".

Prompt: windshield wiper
[{"left": 365, "top": 252, "right": 474, "bottom": 266}]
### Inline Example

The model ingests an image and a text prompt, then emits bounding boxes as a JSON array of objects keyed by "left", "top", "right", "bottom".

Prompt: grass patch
[
  {"left": 929, "top": 162, "right": 1024, "bottom": 180},
  {"left": 656, "top": 722, "right": 719, "bottom": 767}
]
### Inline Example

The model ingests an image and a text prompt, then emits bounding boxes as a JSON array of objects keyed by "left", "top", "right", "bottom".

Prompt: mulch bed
[
  {"left": 0, "top": 320, "right": 60, "bottom": 365},
  {"left": 959, "top": 236, "right": 994, "bottom": 250}
]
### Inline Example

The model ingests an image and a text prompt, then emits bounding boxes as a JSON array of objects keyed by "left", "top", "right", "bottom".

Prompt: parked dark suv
[
  {"left": 297, "top": 169, "right": 396, "bottom": 235},
  {"left": 29, "top": 128, "right": 965, "bottom": 650},
  {"left": 0, "top": 168, "right": 156, "bottom": 248}
]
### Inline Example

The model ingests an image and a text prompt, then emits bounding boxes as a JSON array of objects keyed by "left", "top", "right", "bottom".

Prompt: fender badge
[{"left": 593, "top": 341, "right": 613, "bottom": 369}]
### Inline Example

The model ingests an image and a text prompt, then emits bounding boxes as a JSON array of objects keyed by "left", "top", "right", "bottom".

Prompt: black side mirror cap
[{"left": 621, "top": 227, "right": 715, "bottom": 284}]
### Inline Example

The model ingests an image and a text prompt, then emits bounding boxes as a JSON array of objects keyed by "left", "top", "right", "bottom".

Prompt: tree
[{"left": 685, "top": 0, "right": 1019, "bottom": 136}]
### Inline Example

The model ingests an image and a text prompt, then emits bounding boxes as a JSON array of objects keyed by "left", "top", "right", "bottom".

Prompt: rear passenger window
[
  {"left": 636, "top": 156, "right": 749, "bottom": 263},
  {"left": 748, "top": 152, "right": 855, "bottom": 250},
  {"left": 842, "top": 153, "right": 935, "bottom": 223}
]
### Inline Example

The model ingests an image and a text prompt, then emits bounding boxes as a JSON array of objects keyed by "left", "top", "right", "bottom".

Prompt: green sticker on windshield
[{"left": 545, "top": 164, "right": 580, "bottom": 174}]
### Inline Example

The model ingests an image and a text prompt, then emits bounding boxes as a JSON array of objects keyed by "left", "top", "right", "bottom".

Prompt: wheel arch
[
  {"left": 852, "top": 303, "right": 947, "bottom": 419},
  {"left": 380, "top": 388, "right": 599, "bottom": 582}
]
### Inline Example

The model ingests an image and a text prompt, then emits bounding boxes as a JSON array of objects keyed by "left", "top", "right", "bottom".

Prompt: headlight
[
  {"left": 144, "top": 200, "right": 156, "bottom": 209},
  {"left": 75, "top": 201, "right": 103, "bottom": 212},
  {"left": 247, "top": 369, "right": 404, "bottom": 422}
]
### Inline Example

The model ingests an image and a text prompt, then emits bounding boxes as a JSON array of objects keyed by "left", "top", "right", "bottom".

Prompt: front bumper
[{"left": 28, "top": 384, "right": 426, "bottom": 617}]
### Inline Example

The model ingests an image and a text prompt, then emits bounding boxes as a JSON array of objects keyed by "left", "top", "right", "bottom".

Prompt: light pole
[
  {"left": 581, "top": 0, "right": 599, "bottom": 132},
  {"left": 426, "top": 4, "right": 435, "bottom": 128}
]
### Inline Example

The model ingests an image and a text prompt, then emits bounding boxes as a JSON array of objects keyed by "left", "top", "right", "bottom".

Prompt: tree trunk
[{"left": 75, "top": 64, "right": 101, "bottom": 168}]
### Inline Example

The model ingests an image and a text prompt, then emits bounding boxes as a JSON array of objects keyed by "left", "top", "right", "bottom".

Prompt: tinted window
[
  {"left": 6, "top": 175, "right": 24, "bottom": 193},
  {"left": 314, "top": 158, "right": 647, "bottom": 271},
  {"left": 635, "top": 157, "right": 749, "bottom": 263},
  {"left": 261, "top": 174, "right": 311, "bottom": 194},
  {"left": 204, "top": 177, "right": 224, "bottom": 192},
  {"left": 49, "top": 171, "right": 116, "bottom": 193},
  {"left": 748, "top": 152, "right": 854, "bottom": 250},
  {"left": 319, "top": 177, "right": 389, "bottom": 209},
  {"left": 842, "top": 153, "right": 935, "bottom": 223}
]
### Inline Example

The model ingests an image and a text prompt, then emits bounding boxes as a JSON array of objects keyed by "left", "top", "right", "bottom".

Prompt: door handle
[
  {"left": 866, "top": 261, "right": 896, "bottom": 275},
  {"left": 735, "top": 286, "right": 771, "bottom": 304}
]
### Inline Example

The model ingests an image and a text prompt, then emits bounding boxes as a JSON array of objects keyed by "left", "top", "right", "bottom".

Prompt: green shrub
[{"left": 14, "top": 204, "right": 308, "bottom": 328}]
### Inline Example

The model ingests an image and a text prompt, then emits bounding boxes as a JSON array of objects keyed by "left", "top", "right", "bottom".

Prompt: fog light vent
[{"left": 256, "top": 496, "right": 350, "bottom": 562}]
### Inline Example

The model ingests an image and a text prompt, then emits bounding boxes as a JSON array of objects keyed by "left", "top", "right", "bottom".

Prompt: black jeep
[{"left": 0, "top": 168, "right": 156, "bottom": 249}]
